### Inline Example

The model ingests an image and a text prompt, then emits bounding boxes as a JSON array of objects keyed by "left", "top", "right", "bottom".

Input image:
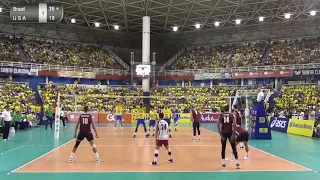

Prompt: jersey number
[
  {"left": 82, "top": 118, "right": 89, "bottom": 124},
  {"left": 160, "top": 124, "right": 167, "bottom": 130},
  {"left": 223, "top": 117, "right": 229, "bottom": 123}
]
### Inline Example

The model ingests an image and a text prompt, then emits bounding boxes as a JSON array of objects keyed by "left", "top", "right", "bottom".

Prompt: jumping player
[
  {"left": 150, "top": 112, "right": 173, "bottom": 165},
  {"left": 133, "top": 103, "right": 149, "bottom": 138},
  {"left": 114, "top": 102, "right": 124, "bottom": 131},
  {"left": 217, "top": 105, "right": 240, "bottom": 169},
  {"left": 148, "top": 107, "right": 159, "bottom": 136},
  {"left": 172, "top": 107, "right": 180, "bottom": 131},
  {"left": 69, "top": 106, "right": 100, "bottom": 163},
  {"left": 233, "top": 105, "right": 244, "bottom": 149},
  {"left": 230, "top": 126, "right": 250, "bottom": 160},
  {"left": 190, "top": 105, "right": 201, "bottom": 141},
  {"left": 161, "top": 105, "right": 172, "bottom": 138}
]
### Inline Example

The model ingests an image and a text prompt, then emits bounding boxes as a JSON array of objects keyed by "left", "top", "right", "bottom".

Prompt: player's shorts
[
  {"left": 156, "top": 139, "right": 169, "bottom": 147},
  {"left": 173, "top": 117, "right": 179, "bottom": 123},
  {"left": 137, "top": 118, "right": 145, "bottom": 125},
  {"left": 164, "top": 118, "right": 171, "bottom": 125},
  {"left": 77, "top": 131, "right": 94, "bottom": 141},
  {"left": 115, "top": 115, "right": 122, "bottom": 121},
  {"left": 221, "top": 132, "right": 233, "bottom": 142},
  {"left": 236, "top": 132, "right": 249, "bottom": 142},
  {"left": 149, "top": 120, "right": 156, "bottom": 127}
]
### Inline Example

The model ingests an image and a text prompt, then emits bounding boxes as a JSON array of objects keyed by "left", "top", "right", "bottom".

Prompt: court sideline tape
[
  {"left": 202, "top": 127, "right": 313, "bottom": 171},
  {"left": 10, "top": 138, "right": 74, "bottom": 173}
]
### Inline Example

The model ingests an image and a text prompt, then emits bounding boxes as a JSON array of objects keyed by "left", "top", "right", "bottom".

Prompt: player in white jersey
[{"left": 150, "top": 112, "right": 173, "bottom": 166}]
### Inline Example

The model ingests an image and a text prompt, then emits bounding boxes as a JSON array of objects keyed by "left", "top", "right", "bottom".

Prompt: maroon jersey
[
  {"left": 235, "top": 126, "right": 246, "bottom": 135},
  {"left": 191, "top": 110, "right": 202, "bottom": 122},
  {"left": 79, "top": 114, "right": 93, "bottom": 134},
  {"left": 234, "top": 110, "right": 242, "bottom": 126},
  {"left": 219, "top": 113, "right": 234, "bottom": 134}
]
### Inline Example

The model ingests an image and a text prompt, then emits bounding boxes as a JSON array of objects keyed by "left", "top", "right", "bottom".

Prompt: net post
[
  {"left": 54, "top": 93, "right": 61, "bottom": 139},
  {"left": 245, "top": 94, "right": 250, "bottom": 131}
]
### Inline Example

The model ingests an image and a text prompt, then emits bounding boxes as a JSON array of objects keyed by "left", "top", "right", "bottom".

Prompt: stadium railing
[{"left": 1, "top": 60, "right": 320, "bottom": 76}]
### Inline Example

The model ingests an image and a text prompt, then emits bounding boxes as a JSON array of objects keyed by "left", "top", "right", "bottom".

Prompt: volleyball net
[{"left": 54, "top": 93, "right": 255, "bottom": 139}]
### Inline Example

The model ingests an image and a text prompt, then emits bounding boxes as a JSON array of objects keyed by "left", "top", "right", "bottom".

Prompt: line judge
[{"left": 1, "top": 105, "right": 12, "bottom": 141}]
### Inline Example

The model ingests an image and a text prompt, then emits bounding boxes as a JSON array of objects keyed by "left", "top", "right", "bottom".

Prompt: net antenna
[{"left": 54, "top": 93, "right": 61, "bottom": 139}]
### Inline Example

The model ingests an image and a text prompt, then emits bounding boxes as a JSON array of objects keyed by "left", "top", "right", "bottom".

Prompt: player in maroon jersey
[
  {"left": 69, "top": 106, "right": 100, "bottom": 163},
  {"left": 235, "top": 126, "right": 250, "bottom": 160},
  {"left": 217, "top": 105, "right": 240, "bottom": 169},
  {"left": 233, "top": 105, "right": 244, "bottom": 149},
  {"left": 190, "top": 105, "right": 201, "bottom": 141}
]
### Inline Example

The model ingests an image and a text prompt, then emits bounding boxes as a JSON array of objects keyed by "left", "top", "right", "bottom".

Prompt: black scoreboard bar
[{"left": 10, "top": 3, "right": 63, "bottom": 23}]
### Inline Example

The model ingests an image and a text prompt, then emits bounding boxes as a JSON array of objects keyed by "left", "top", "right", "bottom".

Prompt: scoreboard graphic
[{"left": 10, "top": 3, "right": 64, "bottom": 23}]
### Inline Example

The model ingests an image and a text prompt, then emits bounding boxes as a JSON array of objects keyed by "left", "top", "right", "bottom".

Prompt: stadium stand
[
  {"left": 274, "top": 84, "right": 320, "bottom": 115},
  {"left": 0, "top": 36, "right": 124, "bottom": 69}
]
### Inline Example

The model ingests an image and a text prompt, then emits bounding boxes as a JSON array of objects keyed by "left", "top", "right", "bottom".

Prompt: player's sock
[
  {"left": 222, "top": 159, "right": 226, "bottom": 167},
  {"left": 95, "top": 153, "right": 99, "bottom": 158},
  {"left": 133, "top": 132, "right": 137, "bottom": 138},
  {"left": 168, "top": 148, "right": 173, "bottom": 161},
  {"left": 198, "top": 135, "right": 200, "bottom": 140},
  {"left": 114, "top": 127, "right": 116, "bottom": 131},
  {"left": 154, "top": 149, "right": 159, "bottom": 163},
  {"left": 70, "top": 152, "right": 75, "bottom": 158},
  {"left": 244, "top": 152, "right": 250, "bottom": 160}
]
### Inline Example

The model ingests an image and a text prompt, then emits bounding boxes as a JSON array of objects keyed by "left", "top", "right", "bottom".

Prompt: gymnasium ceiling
[{"left": 1, "top": 0, "right": 320, "bottom": 48}]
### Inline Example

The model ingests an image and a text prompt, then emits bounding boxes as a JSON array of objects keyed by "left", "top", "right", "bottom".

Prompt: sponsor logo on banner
[
  {"left": 57, "top": 71, "right": 95, "bottom": 79},
  {"left": 67, "top": 112, "right": 98, "bottom": 123},
  {"left": 293, "top": 69, "right": 320, "bottom": 76},
  {"left": 98, "top": 113, "right": 132, "bottom": 123},
  {"left": 287, "top": 119, "right": 314, "bottom": 137},
  {"left": 200, "top": 113, "right": 220, "bottom": 123},
  {"left": 194, "top": 73, "right": 231, "bottom": 80},
  {"left": 269, "top": 117, "right": 288, "bottom": 133},
  {"left": 232, "top": 70, "right": 293, "bottom": 79},
  {"left": 0, "top": 66, "right": 38, "bottom": 76}
]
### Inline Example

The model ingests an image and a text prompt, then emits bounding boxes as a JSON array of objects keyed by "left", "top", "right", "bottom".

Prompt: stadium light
[
  {"left": 114, "top": 25, "right": 119, "bottom": 30},
  {"left": 285, "top": 13, "right": 291, "bottom": 19},
  {"left": 195, "top": 23, "right": 201, "bottom": 29},
  {"left": 235, "top": 19, "right": 241, "bottom": 24},
  {"left": 172, "top": 26, "right": 178, "bottom": 31},
  {"left": 259, "top": 16, "right": 265, "bottom": 22},
  {"left": 214, "top": 21, "right": 220, "bottom": 27},
  {"left": 71, "top": 18, "right": 76, "bottom": 23},
  {"left": 310, "top": 10, "right": 317, "bottom": 16},
  {"left": 94, "top": 22, "right": 100, "bottom": 27}
]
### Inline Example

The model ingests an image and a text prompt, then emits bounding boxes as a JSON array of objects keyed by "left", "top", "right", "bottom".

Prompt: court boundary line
[
  {"left": 12, "top": 169, "right": 311, "bottom": 173},
  {"left": 11, "top": 139, "right": 74, "bottom": 173},
  {"left": 202, "top": 127, "right": 313, "bottom": 171}
]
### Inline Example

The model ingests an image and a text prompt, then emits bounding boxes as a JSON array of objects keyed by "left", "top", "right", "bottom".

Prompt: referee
[
  {"left": 190, "top": 105, "right": 201, "bottom": 141},
  {"left": 1, "top": 105, "right": 12, "bottom": 141}
]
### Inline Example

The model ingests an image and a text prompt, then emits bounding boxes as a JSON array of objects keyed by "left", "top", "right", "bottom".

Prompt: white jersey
[{"left": 157, "top": 119, "right": 169, "bottom": 140}]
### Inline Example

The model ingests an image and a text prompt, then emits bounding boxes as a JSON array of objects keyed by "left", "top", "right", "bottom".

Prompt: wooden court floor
[{"left": 0, "top": 123, "right": 320, "bottom": 180}]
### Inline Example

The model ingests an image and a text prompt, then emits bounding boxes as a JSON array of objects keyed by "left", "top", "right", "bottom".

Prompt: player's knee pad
[
  {"left": 92, "top": 144, "right": 96, "bottom": 148},
  {"left": 74, "top": 140, "right": 81, "bottom": 148}
]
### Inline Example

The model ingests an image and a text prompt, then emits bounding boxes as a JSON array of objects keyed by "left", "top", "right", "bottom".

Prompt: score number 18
[{"left": 48, "top": 6, "right": 56, "bottom": 21}]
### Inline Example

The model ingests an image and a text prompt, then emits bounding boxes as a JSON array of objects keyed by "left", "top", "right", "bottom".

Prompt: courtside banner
[
  {"left": 269, "top": 117, "right": 289, "bottom": 133},
  {"left": 66, "top": 112, "right": 98, "bottom": 123},
  {"left": 201, "top": 113, "right": 220, "bottom": 123},
  {"left": 58, "top": 71, "right": 95, "bottom": 79},
  {"left": 287, "top": 119, "right": 314, "bottom": 137},
  {"left": 98, "top": 113, "right": 132, "bottom": 123}
]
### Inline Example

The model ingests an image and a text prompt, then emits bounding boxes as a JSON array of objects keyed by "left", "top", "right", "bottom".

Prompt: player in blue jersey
[{"left": 172, "top": 107, "right": 180, "bottom": 131}]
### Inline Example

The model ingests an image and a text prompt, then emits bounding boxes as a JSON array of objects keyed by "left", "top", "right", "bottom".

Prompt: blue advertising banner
[
  {"left": 0, "top": 66, "right": 38, "bottom": 76},
  {"left": 250, "top": 103, "right": 272, "bottom": 140},
  {"left": 269, "top": 117, "right": 289, "bottom": 133},
  {"left": 293, "top": 69, "right": 320, "bottom": 76}
]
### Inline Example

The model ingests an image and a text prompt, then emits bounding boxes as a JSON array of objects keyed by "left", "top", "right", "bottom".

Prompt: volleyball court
[{"left": 12, "top": 94, "right": 310, "bottom": 173}]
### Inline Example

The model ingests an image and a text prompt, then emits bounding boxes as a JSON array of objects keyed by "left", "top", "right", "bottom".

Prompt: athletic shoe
[
  {"left": 175, "top": 128, "right": 177, "bottom": 132},
  {"left": 133, "top": 135, "right": 136, "bottom": 138},
  {"left": 168, "top": 159, "right": 173, "bottom": 163},
  {"left": 169, "top": 134, "right": 172, "bottom": 138},
  {"left": 96, "top": 157, "right": 101, "bottom": 163},
  {"left": 69, "top": 158, "right": 73, "bottom": 163},
  {"left": 146, "top": 134, "right": 150, "bottom": 138},
  {"left": 150, "top": 161, "right": 157, "bottom": 166},
  {"left": 222, "top": 164, "right": 226, "bottom": 168},
  {"left": 236, "top": 163, "right": 240, "bottom": 169},
  {"left": 244, "top": 156, "right": 250, "bottom": 160}
]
